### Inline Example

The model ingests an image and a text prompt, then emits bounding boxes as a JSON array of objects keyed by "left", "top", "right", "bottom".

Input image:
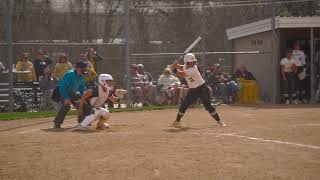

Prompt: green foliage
[{"left": 279, "top": 7, "right": 291, "bottom": 17}]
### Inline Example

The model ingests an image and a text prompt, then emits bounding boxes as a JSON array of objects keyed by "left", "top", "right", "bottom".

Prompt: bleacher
[{"left": 0, "top": 72, "right": 41, "bottom": 112}]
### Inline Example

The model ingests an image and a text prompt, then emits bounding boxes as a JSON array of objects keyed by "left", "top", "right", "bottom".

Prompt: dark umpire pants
[
  {"left": 54, "top": 94, "right": 80, "bottom": 125},
  {"left": 179, "top": 84, "right": 217, "bottom": 115}
]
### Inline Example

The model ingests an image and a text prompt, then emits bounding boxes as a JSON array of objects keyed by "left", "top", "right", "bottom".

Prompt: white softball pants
[{"left": 80, "top": 108, "right": 110, "bottom": 127}]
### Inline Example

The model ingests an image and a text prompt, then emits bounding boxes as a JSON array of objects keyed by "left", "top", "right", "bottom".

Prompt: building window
[{"left": 251, "top": 39, "right": 263, "bottom": 46}]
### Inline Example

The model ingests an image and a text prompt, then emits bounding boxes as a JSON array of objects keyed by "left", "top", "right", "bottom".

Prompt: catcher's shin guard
[
  {"left": 80, "top": 114, "right": 96, "bottom": 127},
  {"left": 81, "top": 108, "right": 111, "bottom": 128},
  {"left": 95, "top": 108, "right": 110, "bottom": 120},
  {"left": 96, "top": 108, "right": 110, "bottom": 124}
]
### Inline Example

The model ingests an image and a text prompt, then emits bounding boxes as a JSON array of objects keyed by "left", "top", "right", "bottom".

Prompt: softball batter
[{"left": 170, "top": 53, "right": 226, "bottom": 128}]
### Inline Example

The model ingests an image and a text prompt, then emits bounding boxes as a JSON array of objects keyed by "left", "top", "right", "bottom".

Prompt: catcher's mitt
[{"left": 115, "top": 89, "right": 127, "bottom": 98}]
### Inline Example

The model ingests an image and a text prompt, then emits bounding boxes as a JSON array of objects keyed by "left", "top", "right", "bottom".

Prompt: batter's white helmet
[
  {"left": 184, "top": 53, "right": 197, "bottom": 64},
  {"left": 98, "top": 74, "right": 113, "bottom": 88}
]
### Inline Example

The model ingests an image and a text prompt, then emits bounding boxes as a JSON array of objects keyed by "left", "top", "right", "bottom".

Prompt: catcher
[{"left": 77, "top": 73, "right": 127, "bottom": 130}]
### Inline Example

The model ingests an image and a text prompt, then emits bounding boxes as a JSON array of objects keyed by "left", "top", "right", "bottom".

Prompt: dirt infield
[{"left": 0, "top": 104, "right": 320, "bottom": 180}]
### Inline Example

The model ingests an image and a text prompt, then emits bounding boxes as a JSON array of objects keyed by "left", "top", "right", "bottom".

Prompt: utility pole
[
  {"left": 310, "top": 28, "right": 314, "bottom": 103},
  {"left": 124, "top": 0, "right": 131, "bottom": 108},
  {"left": 200, "top": 0, "right": 207, "bottom": 77},
  {"left": 271, "top": 3, "right": 277, "bottom": 104},
  {"left": 5, "top": 0, "right": 14, "bottom": 112}
]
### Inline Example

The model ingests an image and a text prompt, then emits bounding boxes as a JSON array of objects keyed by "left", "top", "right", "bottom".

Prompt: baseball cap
[
  {"left": 76, "top": 61, "right": 88, "bottom": 68},
  {"left": 75, "top": 61, "right": 88, "bottom": 75}
]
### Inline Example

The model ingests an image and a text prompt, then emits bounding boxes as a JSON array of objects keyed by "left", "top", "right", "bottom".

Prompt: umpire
[
  {"left": 170, "top": 53, "right": 226, "bottom": 128},
  {"left": 53, "top": 61, "right": 87, "bottom": 128}
]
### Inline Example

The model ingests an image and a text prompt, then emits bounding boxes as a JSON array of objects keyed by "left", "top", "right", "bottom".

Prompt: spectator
[
  {"left": 53, "top": 61, "right": 87, "bottom": 128},
  {"left": 33, "top": 50, "right": 53, "bottom": 81},
  {"left": 157, "top": 67, "right": 181, "bottom": 105},
  {"left": 15, "top": 53, "right": 36, "bottom": 82},
  {"left": 39, "top": 67, "right": 56, "bottom": 110},
  {"left": 137, "top": 64, "right": 157, "bottom": 105},
  {"left": 292, "top": 42, "right": 308, "bottom": 103},
  {"left": 280, "top": 49, "right": 298, "bottom": 104},
  {"left": 86, "top": 47, "right": 103, "bottom": 72},
  {"left": 53, "top": 53, "right": 73, "bottom": 81},
  {"left": 80, "top": 53, "right": 97, "bottom": 88},
  {"left": 123, "top": 64, "right": 143, "bottom": 105},
  {"left": 233, "top": 64, "right": 256, "bottom": 80},
  {"left": 137, "top": 64, "right": 154, "bottom": 82},
  {"left": 206, "top": 63, "right": 239, "bottom": 103},
  {"left": 0, "top": 61, "right": 8, "bottom": 83},
  {"left": 0, "top": 61, "right": 7, "bottom": 74},
  {"left": 233, "top": 64, "right": 260, "bottom": 104},
  {"left": 204, "top": 66, "right": 216, "bottom": 80}
]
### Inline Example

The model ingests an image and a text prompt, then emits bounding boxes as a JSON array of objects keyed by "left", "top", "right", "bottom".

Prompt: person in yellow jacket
[
  {"left": 80, "top": 53, "right": 97, "bottom": 87},
  {"left": 15, "top": 53, "right": 36, "bottom": 82},
  {"left": 53, "top": 53, "right": 73, "bottom": 81},
  {"left": 86, "top": 47, "right": 103, "bottom": 72}
]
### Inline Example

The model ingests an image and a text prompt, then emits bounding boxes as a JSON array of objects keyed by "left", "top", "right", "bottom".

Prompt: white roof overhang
[{"left": 226, "top": 16, "right": 320, "bottom": 40}]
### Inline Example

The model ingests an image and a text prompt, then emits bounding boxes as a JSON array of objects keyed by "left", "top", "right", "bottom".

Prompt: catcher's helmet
[{"left": 98, "top": 74, "right": 113, "bottom": 88}]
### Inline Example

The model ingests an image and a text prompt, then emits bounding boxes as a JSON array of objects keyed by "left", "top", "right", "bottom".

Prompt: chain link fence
[{"left": 1, "top": 0, "right": 319, "bottom": 112}]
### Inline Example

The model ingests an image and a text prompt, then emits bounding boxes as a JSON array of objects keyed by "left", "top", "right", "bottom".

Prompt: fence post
[
  {"left": 124, "top": 0, "right": 131, "bottom": 108},
  {"left": 5, "top": 0, "right": 14, "bottom": 112}
]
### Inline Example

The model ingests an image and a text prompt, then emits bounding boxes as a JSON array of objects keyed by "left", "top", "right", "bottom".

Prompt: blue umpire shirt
[{"left": 59, "top": 69, "right": 85, "bottom": 100}]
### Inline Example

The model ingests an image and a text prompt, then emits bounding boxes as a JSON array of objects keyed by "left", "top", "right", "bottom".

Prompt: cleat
[
  {"left": 285, "top": 99, "right": 290, "bottom": 105},
  {"left": 54, "top": 123, "right": 61, "bottom": 129},
  {"left": 211, "top": 100, "right": 223, "bottom": 106},
  {"left": 97, "top": 122, "right": 110, "bottom": 130},
  {"left": 76, "top": 124, "right": 89, "bottom": 131},
  {"left": 302, "top": 99, "right": 308, "bottom": 104},
  {"left": 217, "top": 120, "right": 226, "bottom": 127},
  {"left": 292, "top": 100, "right": 299, "bottom": 105},
  {"left": 170, "top": 121, "right": 182, "bottom": 128}
]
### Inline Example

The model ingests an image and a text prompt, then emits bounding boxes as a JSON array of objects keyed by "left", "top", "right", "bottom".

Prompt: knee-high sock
[
  {"left": 210, "top": 111, "right": 221, "bottom": 121},
  {"left": 176, "top": 111, "right": 184, "bottom": 122}
]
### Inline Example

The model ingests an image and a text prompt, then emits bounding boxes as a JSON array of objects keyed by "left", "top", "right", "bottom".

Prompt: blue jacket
[{"left": 59, "top": 69, "right": 85, "bottom": 99}]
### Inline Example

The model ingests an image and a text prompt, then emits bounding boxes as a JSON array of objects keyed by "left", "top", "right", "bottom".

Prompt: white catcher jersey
[
  {"left": 183, "top": 65, "right": 205, "bottom": 88},
  {"left": 292, "top": 50, "right": 306, "bottom": 67}
]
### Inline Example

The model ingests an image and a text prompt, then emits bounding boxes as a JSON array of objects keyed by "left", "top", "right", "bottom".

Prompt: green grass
[
  {"left": 0, "top": 105, "right": 179, "bottom": 121},
  {"left": 0, "top": 111, "right": 61, "bottom": 121}
]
